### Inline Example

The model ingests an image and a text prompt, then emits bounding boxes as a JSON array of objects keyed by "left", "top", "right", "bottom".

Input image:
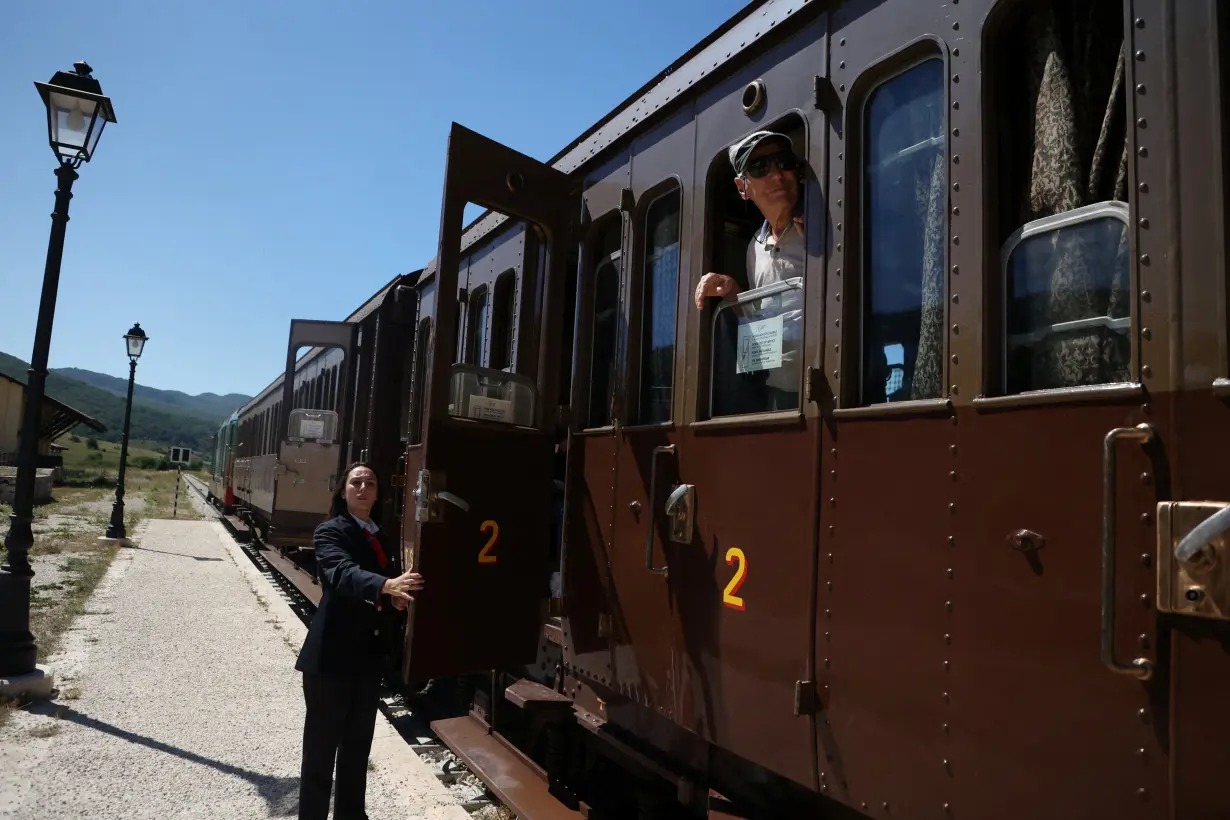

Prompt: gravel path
[{"left": 0, "top": 517, "right": 470, "bottom": 820}]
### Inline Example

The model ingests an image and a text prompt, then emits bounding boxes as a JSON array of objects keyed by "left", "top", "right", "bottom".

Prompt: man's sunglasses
[{"left": 744, "top": 150, "right": 800, "bottom": 178}]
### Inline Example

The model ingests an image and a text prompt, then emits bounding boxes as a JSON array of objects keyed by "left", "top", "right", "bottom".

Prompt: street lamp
[
  {"left": 103, "top": 324, "right": 148, "bottom": 544},
  {"left": 0, "top": 62, "right": 116, "bottom": 683}
]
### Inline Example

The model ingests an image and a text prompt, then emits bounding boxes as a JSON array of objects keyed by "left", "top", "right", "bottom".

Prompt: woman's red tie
[{"left": 363, "top": 529, "right": 388, "bottom": 570}]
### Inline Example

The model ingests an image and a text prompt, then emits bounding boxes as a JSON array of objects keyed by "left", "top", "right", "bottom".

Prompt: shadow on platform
[{"left": 31, "top": 701, "right": 299, "bottom": 816}]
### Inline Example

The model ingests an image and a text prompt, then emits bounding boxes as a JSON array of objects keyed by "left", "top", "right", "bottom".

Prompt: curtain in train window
[
  {"left": 996, "top": 0, "right": 1130, "bottom": 392},
  {"left": 861, "top": 58, "right": 946, "bottom": 405},
  {"left": 588, "top": 219, "right": 622, "bottom": 428},
  {"left": 639, "top": 188, "right": 681, "bottom": 424}
]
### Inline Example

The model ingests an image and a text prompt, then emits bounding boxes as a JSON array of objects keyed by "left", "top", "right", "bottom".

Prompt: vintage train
[{"left": 207, "top": 0, "right": 1230, "bottom": 817}]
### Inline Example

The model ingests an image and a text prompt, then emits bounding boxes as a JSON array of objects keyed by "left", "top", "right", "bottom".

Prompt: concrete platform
[{"left": 0, "top": 517, "right": 471, "bottom": 820}]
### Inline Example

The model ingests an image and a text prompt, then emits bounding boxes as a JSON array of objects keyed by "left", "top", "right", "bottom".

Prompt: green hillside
[
  {"left": 55, "top": 367, "right": 249, "bottom": 421},
  {"left": 0, "top": 352, "right": 248, "bottom": 454}
]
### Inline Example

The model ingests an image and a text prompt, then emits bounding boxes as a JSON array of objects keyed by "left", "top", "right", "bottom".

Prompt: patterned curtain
[
  {"left": 1018, "top": 0, "right": 1131, "bottom": 388},
  {"left": 911, "top": 152, "right": 947, "bottom": 400}
]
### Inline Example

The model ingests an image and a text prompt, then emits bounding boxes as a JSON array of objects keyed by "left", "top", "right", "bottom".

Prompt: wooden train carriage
[{"left": 390, "top": 0, "right": 1230, "bottom": 817}]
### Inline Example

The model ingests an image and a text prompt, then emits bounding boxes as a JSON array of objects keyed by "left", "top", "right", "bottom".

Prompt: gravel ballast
[{"left": 0, "top": 514, "right": 470, "bottom": 819}]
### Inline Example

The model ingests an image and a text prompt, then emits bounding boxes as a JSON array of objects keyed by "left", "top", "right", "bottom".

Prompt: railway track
[{"left": 180, "top": 475, "right": 515, "bottom": 819}]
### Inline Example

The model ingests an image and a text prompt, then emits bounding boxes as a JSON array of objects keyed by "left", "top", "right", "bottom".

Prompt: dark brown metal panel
[
  {"left": 402, "top": 420, "right": 554, "bottom": 683},
  {"left": 819, "top": 415, "right": 953, "bottom": 819},
  {"left": 1128, "top": 0, "right": 1174, "bottom": 400},
  {"left": 1170, "top": 0, "right": 1229, "bottom": 393},
  {"left": 558, "top": 153, "right": 630, "bottom": 691},
  {"left": 950, "top": 401, "right": 1167, "bottom": 820},
  {"left": 1146, "top": 3, "right": 1230, "bottom": 817},
  {"left": 608, "top": 429, "right": 680, "bottom": 715},
  {"left": 681, "top": 423, "right": 816, "bottom": 788},
  {"left": 1171, "top": 625, "right": 1230, "bottom": 820},
  {"left": 561, "top": 434, "right": 617, "bottom": 685},
  {"left": 366, "top": 283, "right": 417, "bottom": 538},
  {"left": 602, "top": 106, "right": 697, "bottom": 725}
]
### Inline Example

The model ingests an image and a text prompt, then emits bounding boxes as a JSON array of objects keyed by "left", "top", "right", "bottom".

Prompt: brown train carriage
[{"left": 360, "top": 0, "right": 1230, "bottom": 817}]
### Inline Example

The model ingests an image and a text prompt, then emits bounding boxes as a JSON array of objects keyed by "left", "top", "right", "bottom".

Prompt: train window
[
  {"left": 467, "top": 286, "right": 489, "bottom": 366},
  {"left": 1003, "top": 203, "right": 1130, "bottom": 393},
  {"left": 490, "top": 271, "right": 515, "bottom": 371},
  {"left": 409, "top": 318, "right": 432, "bottom": 446},
  {"left": 588, "top": 218, "right": 622, "bottom": 428},
  {"left": 860, "top": 57, "right": 946, "bottom": 405},
  {"left": 992, "top": 0, "right": 1130, "bottom": 393},
  {"left": 705, "top": 117, "right": 807, "bottom": 417},
  {"left": 638, "top": 187, "right": 681, "bottom": 424}
]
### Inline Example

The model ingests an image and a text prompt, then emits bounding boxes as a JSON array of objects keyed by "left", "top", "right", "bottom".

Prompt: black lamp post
[
  {"left": 0, "top": 62, "right": 116, "bottom": 681},
  {"left": 103, "top": 324, "right": 148, "bottom": 543}
]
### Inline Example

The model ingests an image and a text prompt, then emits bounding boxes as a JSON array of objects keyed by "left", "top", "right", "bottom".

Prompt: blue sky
[{"left": 0, "top": 0, "right": 747, "bottom": 399}]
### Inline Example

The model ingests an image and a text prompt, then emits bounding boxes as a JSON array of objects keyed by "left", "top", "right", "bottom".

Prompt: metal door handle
[
  {"left": 437, "top": 491, "right": 470, "bottom": 513},
  {"left": 1101, "top": 423, "right": 1156, "bottom": 680},
  {"left": 645, "top": 444, "right": 675, "bottom": 576}
]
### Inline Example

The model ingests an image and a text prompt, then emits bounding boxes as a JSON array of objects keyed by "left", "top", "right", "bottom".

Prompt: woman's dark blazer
[{"left": 295, "top": 514, "right": 398, "bottom": 677}]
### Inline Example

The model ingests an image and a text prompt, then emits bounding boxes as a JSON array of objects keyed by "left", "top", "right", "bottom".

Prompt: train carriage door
[
  {"left": 272, "top": 319, "right": 356, "bottom": 539},
  {"left": 680, "top": 93, "right": 824, "bottom": 785},
  {"left": 401, "top": 123, "right": 578, "bottom": 683}
]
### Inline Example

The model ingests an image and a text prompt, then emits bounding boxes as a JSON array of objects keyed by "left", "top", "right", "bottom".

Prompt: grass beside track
[{"left": 0, "top": 468, "right": 199, "bottom": 728}]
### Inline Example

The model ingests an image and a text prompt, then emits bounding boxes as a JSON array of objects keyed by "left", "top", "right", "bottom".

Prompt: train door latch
[
  {"left": 412, "top": 469, "right": 471, "bottom": 523},
  {"left": 1157, "top": 501, "right": 1230, "bottom": 621}
]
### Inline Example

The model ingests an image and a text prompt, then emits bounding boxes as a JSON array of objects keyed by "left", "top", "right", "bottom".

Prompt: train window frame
[
  {"left": 629, "top": 180, "right": 683, "bottom": 429},
  {"left": 852, "top": 52, "right": 949, "bottom": 411},
  {"left": 692, "top": 112, "right": 811, "bottom": 428},
  {"left": 580, "top": 212, "right": 626, "bottom": 433},
  {"left": 970, "top": 0, "right": 1145, "bottom": 410}
]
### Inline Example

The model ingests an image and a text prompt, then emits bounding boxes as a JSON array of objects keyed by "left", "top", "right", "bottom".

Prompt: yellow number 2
[
  {"left": 479, "top": 520, "right": 500, "bottom": 564},
  {"left": 723, "top": 546, "right": 747, "bottom": 611}
]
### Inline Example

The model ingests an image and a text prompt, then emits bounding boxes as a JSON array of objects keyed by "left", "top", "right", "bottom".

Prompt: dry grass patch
[
  {"left": 28, "top": 721, "right": 61, "bottom": 739},
  {"left": 1, "top": 467, "right": 196, "bottom": 665},
  {"left": 29, "top": 542, "right": 119, "bottom": 662}
]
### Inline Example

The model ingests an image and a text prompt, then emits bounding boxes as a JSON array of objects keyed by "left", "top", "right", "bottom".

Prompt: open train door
[
  {"left": 401, "top": 123, "right": 578, "bottom": 683},
  {"left": 271, "top": 319, "right": 357, "bottom": 545}
]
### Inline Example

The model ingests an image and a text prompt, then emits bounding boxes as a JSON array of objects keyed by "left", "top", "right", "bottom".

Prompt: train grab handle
[
  {"left": 1100, "top": 423, "right": 1156, "bottom": 680},
  {"left": 645, "top": 444, "right": 675, "bottom": 576}
]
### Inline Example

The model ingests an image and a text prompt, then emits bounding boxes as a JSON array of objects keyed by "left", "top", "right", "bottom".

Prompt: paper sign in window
[
  {"left": 299, "top": 419, "right": 326, "bottom": 439},
  {"left": 736, "top": 315, "right": 784, "bottom": 374},
  {"left": 467, "top": 395, "right": 513, "bottom": 423}
]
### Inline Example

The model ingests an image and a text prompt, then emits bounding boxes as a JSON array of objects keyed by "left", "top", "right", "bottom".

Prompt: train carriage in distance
[
  {"left": 226, "top": 273, "right": 419, "bottom": 564},
  {"left": 208, "top": 410, "right": 238, "bottom": 512},
  {"left": 380, "top": 0, "right": 1230, "bottom": 818}
]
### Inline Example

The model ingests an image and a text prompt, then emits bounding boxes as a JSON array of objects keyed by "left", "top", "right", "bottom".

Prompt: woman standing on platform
[{"left": 295, "top": 461, "right": 424, "bottom": 820}]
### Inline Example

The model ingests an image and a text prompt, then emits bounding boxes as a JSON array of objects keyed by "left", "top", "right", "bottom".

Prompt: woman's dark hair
[{"left": 329, "top": 461, "right": 382, "bottom": 524}]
